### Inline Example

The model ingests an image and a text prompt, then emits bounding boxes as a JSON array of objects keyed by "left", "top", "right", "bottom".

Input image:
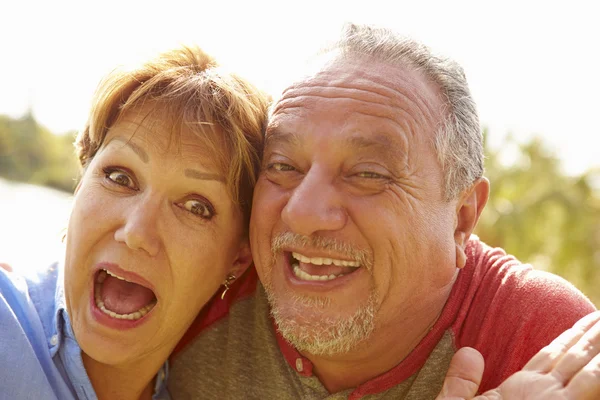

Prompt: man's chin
[{"left": 267, "top": 290, "right": 378, "bottom": 356}]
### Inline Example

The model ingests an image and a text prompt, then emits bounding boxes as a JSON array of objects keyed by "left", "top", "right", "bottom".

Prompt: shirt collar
[
  {"left": 272, "top": 317, "right": 314, "bottom": 377},
  {"left": 49, "top": 262, "right": 67, "bottom": 357}
]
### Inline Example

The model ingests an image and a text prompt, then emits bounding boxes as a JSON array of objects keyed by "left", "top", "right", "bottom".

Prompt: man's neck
[
  {"left": 304, "top": 288, "right": 452, "bottom": 394},
  {"left": 82, "top": 352, "right": 163, "bottom": 400}
]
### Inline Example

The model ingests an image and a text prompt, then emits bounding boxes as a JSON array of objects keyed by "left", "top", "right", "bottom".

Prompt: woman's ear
[
  {"left": 74, "top": 179, "right": 83, "bottom": 195},
  {"left": 229, "top": 238, "right": 253, "bottom": 278}
]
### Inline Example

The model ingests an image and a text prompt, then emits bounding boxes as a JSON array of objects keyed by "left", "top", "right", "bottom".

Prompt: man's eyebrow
[
  {"left": 110, "top": 136, "right": 149, "bottom": 163},
  {"left": 184, "top": 169, "right": 225, "bottom": 182},
  {"left": 345, "top": 134, "right": 409, "bottom": 167},
  {"left": 345, "top": 135, "right": 398, "bottom": 151},
  {"left": 264, "top": 126, "right": 301, "bottom": 148},
  {"left": 265, "top": 126, "right": 407, "bottom": 168}
]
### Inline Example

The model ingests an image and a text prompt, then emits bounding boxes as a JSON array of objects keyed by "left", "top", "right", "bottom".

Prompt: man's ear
[
  {"left": 228, "top": 237, "right": 253, "bottom": 278},
  {"left": 454, "top": 177, "right": 490, "bottom": 269}
]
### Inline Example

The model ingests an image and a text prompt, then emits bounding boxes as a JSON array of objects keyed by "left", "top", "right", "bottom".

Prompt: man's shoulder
[
  {"left": 464, "top": 237, "right": 594, "bottom": 316},
  {"left": 457, "top": 237, "right": 596, "bottom": 392}
]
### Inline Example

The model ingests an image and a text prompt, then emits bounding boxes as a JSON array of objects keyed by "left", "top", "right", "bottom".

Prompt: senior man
[{"left": 169, "top": 24, "right": 598, "bottom": 399}]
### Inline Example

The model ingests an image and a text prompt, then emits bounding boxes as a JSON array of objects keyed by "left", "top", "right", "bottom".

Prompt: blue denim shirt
[{"left": 0, "top": 263, "right": 170, "bottom": 400}]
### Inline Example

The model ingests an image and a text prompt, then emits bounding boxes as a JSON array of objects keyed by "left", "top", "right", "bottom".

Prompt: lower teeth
[
  {"left": 94, "top": 283, "right": 156, "bottom": 320},
  {"left": 292, "top": 264, "right": 344, "bottom": 281}
]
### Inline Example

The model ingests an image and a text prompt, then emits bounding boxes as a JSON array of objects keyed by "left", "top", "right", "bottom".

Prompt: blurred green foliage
[
  {"left": 475, "top": 130, "right": 600, "bottom": 306},
  {"left": 0, "top": 112, "right": 79, "bottom": 192},
  {"left": 0, "top": 114, "right": 598, "bottom": 306}
]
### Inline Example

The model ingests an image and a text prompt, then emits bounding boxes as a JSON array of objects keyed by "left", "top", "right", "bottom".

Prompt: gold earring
[{"left": 220, "top": 273, "right": 236, "bottom": 300}]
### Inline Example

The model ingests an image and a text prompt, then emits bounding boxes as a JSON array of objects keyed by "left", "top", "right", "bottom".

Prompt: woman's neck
[{"left": 82, "top": 352, "right": 162, "bottom": 400}]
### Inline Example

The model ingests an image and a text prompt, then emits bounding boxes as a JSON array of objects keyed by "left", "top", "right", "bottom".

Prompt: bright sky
[{"left": 1, "top": 0, "right": 598, "bottom": 175}]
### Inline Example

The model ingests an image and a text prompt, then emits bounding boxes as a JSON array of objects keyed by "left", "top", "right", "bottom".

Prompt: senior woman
[{"left": 0, "top": 46, "right": 269, "bottom": 399}]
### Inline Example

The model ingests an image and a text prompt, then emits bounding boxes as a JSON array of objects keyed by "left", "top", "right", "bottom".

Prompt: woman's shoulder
[
  {"left": 0, "top": 266, "right": 33, "bottom": 307},
  {"left": 0, "top": 262, "right": 61, "bottom": 338},
  {"left": 1, "top": 261, "right": 60, "bottom": 302},
  {"left": 0, "top": 264, "right": 66, "bottom": 399}
]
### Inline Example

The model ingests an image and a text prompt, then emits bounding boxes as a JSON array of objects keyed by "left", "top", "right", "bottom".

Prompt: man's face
[{"left": 250, "top": 55, "right": 461, "bottom": 356}]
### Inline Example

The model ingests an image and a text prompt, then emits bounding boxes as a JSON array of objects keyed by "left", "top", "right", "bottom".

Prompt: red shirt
[{"left": 173, "top": 238, "right": 596, "bottom": 397}]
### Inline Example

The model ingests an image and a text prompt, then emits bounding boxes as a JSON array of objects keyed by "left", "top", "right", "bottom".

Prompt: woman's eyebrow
[
  {"left": 109, "top": 136, "right": 149, "bottom": 163},
  {"left": 184, "top": 169, "right": 225, "bottom": 182}
]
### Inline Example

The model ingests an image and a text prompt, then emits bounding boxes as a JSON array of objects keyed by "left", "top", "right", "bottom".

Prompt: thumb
[{"left": 436, "top": 347, "right": 484, "bottom": 400}]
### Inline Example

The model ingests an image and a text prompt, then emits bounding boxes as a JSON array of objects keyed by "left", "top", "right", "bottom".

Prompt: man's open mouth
[
  {"left": 93, "top": 269, "right": 157, "bottom": 321},
  {"left": 289, "top": 251, "right": 361, "bottom": 281}
]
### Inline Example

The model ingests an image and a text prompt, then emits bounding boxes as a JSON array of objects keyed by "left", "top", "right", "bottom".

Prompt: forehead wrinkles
[{"left": 271, "top": 66, "right": 442, "bottom": 141}]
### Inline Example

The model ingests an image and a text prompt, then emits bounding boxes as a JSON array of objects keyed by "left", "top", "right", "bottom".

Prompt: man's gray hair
[{"left": 323, "top": 23, "right": 484, "bottom": 200}]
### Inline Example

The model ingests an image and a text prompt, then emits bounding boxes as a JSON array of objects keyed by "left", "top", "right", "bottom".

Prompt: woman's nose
[{"left": 114, "top": 196, "right": 162, "bottom": 257}]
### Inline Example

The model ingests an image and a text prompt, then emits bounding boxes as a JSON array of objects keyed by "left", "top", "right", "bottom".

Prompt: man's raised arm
[{"left": 438, "top": 311, "right": 600, "bottom": 399}]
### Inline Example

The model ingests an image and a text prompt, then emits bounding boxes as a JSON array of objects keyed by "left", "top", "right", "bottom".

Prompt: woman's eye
[
  {"left": 183, "top": 199, "right": 215, "bottom": 220},
  {"left": 269, "top": 162, "right": 295, "bottom": 172},
  {"left": 104, "top": 168, "right": 136, "bottom": 189}
]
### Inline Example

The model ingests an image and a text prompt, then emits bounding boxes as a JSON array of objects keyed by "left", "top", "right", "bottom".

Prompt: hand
[
  {"left": 0, "top": 262, "right": 12, "bottom": 272},
  {"left": 435, "top": 346, "right": 484, "bottom": 400},
  {"left": 437, "top": 310, "right": 600, "bottom": 399}
]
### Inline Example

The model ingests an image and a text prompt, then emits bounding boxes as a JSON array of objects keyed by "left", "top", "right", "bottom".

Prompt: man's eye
[
  {"left": 269, "top": 163, "right": 295, "bottom": 172},
  {"left": 356, "top": 171, "right": 385, "bottom": 179},
  {"left": 183, "top": 199, "right": 215, "bottom": 220},
  {"left": 104, "top": 168, "right": 136, "bottom": 189}
]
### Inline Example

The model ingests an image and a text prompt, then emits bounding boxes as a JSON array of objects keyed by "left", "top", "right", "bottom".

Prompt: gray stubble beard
[
  {"left": 265, "top": 232, "right": 378, "bottom": 356},
  {"left": 266, "top": 286, "right": 378, "bottom": 356}
]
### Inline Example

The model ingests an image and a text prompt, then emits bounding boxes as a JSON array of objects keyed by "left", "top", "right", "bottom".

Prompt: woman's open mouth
[{"left": 93, "top": 269, "right": 157, "bottom": 321}]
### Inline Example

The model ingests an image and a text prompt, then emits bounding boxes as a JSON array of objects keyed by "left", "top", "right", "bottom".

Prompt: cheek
[
  {"left": 65, "top": 195, "right": 99, "bottom": 272},
  {"left": 71, "top": 182, "right": 115, "bottom": 229},
  {"left": 175, "top": 267, "right": 221, "bottom": 311},
  {"left": 65, "top": 185, "right": 123, "bottom": 311},
  {"left": 251, "top": 178, "right": 280, "bottom": 219},
  {"left": 66, "top": 193, "right": 112, "bottom": 262},
  {"left": 398, "top": 207, "right": 457, "bottom": 289},
  {"left": 170, "top": 229, "right": 240, "bottom": 304},
  {"left": 354, "top": 197, "right": 456, "bottom": 292},
  {"left": 250, "top": 180, "right": 284, "bottom": 259}
]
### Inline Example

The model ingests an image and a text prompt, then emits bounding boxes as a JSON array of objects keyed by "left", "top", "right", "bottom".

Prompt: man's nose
[
  {"left": 114, "top": 195, "right": 162, "bottom": 257},
  {"left": 281, "top": 167, "right": 347, "bottom": 236}
]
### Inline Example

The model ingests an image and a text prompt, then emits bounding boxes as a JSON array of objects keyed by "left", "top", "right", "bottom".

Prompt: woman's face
[{"left": 64, "top": 107, "right": 251, "bottom": 366}]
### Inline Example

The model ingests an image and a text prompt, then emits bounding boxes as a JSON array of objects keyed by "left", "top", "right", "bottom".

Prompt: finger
[
  {"left": 566, "top": 350, "right": 600, "bottom": 400},
  {"left": 436, "top": 347, "right": 484, "bottom": 400},
  {"left": 473, "top": 388, "right": 503, "bottom": 400},
  {"left": 0, "top": 262, "right": 12, "bottom": 272},
  {"left": 524, "top": 311, "right": 600, "bottom": 373},
  {"left": 552, "top": 316, "right": 600, "bottom": 385}
]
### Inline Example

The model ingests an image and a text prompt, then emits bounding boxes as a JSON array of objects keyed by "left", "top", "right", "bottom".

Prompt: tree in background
[
  {"left": 475, "top": 130, "right": 600, "bottom": 306},
  {"left": 0, "top": 114, "right": 598, "bottom": 306},
  {"left": 0, "top": 112, "right": 79, "bottom": 192}
]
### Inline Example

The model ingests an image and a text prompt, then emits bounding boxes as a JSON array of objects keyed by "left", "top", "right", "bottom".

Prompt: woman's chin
[{"left": 73, "top": 298, "right": 165, "bottom": 367}]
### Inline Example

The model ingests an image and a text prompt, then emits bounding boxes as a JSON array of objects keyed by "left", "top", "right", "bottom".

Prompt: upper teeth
[
  {"left": 105, "top": 269, "right": 127, "bottom": 281},
  {"left": 94, "top": 269, "right": 156, "bottom": 320},
  {"left": 292, "top": 252, "right": 360, "bottom": 267}
]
